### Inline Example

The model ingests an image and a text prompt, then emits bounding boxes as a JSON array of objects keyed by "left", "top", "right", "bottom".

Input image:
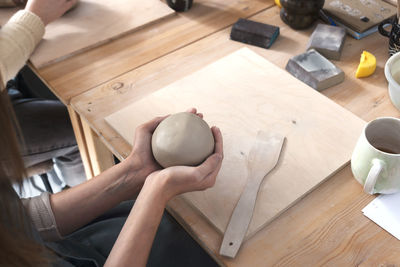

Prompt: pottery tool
[
  {"left": 286, "top": 49, "right": 344, "bottom": 91},
  {"left": 355, "top": 51, "right": 376, "bottom": 78},
  {"left": 230, "top": 18, "right": 279, "bottom": 49},
  {"left": 219, "top": 132, "right": 285, "bottom": 258},
  {"left": 306, "top": 24, "right": 346, "bottom": 60}
]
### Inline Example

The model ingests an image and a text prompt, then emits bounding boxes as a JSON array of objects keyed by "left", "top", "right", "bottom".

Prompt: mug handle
[
  {"left": 378, "top": 18, "right": 394, "bottom": 38},
  {"left": 363, "top": 159, "right": 385, "bottom": 194}
]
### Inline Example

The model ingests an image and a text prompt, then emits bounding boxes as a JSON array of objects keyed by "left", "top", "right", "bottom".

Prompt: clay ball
[{"left": 151, "top": 112, "right": 215, "bottom": 168}]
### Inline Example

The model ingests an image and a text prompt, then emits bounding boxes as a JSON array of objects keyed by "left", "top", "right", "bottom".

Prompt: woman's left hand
[{"left": 25, "top": 0, "right": 79, "bottom": 25}]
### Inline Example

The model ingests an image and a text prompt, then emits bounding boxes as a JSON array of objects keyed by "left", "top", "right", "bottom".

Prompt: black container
[
  {"left": 280, "top": 0, "right": 325, "bottom": 30},
  {"left": 166, "top": 0, "right": 193, "bottom": 12}
]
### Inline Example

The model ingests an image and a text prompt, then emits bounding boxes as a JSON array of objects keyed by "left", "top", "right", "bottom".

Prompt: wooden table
[
  {"left": 33, "top": 1, "right": 400, "bottom": 265},
  {"left": 35, "top": 0, "right": 272, "bottom": 178}
]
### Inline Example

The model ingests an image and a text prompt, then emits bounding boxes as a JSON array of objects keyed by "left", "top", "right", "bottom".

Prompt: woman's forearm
[
  {"left": 105, "top": 176, "right": 167, "bottom": 267},
  {"left": 50, "top": 158, "right": 144, "bottom": 236},
  {"left": 0, "top": 10, "right": 44, "bottom": 85}
]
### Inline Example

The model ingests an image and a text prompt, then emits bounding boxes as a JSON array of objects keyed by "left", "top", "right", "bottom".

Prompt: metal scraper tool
[{"left": 219, "top": 131, "right": 285, "bottom": 258}]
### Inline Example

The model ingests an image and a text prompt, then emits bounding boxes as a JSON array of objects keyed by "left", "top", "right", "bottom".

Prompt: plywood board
[
  {"left": 0, "top": 0, "right": 174, "bottom": 68},
  {"left": 105, "top": 48, "right": 366, "bottom": 239}
]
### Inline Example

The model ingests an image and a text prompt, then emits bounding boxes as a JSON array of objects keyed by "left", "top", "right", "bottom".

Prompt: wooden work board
[
  {"left": 0, "top": 0, "right": 174, "bottom": 68},
  {"left": 105, "top": 47, "right": 366, "bottom": 240}
]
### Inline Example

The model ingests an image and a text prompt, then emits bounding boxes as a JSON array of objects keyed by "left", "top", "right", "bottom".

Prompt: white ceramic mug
[
  {"left": 351, "top": 117, "right": 400, "bottom": 194},
  {"left": 385, "top": 52, "right": 400, "bottom": 110}
]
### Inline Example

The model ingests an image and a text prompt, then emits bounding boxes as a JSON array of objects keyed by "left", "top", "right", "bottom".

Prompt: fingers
[
  {"left": 207, "top": 153, "right": 223, "bottom": 183},
  {"left": 196, "top": 127, "right": 223, "bottom": 189},
  {"left": 186, "top": 107, "right": 197, "bottom": 114},
  {"left": 133, "top": 115, "right": 168, "bottom": 145},
  {"left": 158, "top": 150, "right": 223, "bottom": 196},
  {"left": 185, "top": 107, "right": 203, "bottom": 119},
  {"left": 195, "top": 153, "right": 223, "bottom": 190},
  {"left": 196, "top": 153, "right": 223, "bottom": 179},
  {"left": 141, "top": 115, "right": 169, "bottom": 133},
  {"left": 139, "top": 108, "right": 205, "bottom": 134},
  {"left": 211, "top": 126, "right": 223, "bottom": 157}
]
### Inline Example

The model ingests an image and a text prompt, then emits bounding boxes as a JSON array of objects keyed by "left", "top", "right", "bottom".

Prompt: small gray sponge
[
  {"left": 306, "top": 24, "right": 346, "bottom": 60},
  {"left": 285, "top": 49, "right": 344, "bottom": 91}
]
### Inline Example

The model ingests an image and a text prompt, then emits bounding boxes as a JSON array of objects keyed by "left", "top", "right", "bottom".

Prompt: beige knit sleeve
[
  {"left": 0, "top": 9, "right": 44, "bottom": 86},
  {"left": 21, "top": 192, "right": 63, "bottom": 242}
]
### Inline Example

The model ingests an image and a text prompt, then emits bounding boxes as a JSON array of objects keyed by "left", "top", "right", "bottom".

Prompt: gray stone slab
[
  {"left": 306, "top": 24, "right": 346, "bottom": 60},
  {"left": 285, "top": 49, "right": 344, "bottom": 91}
]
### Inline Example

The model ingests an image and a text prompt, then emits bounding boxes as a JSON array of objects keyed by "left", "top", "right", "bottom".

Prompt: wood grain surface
[
  {"left": 0, "top": 0, "right": 174, "bottom": 68},
  {"left": 105, "top": 48, "right": 366, "bottom": 241},
  {"left": 64, "top": 3, "right": 400, "bottom": 266},
  {"left": 71, "top": 5, "right": 397, "bottom": 161},
  {"left": 33, "top": 0, "right": 273, "bottom": 104}
]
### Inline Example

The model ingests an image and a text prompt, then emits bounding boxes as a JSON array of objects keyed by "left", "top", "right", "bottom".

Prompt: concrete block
[
  {"left": 306, "top": 24, "right": 346, "bottom": 60},
  {"left": 285, "top": 49, "right": 344, "bottom": 91}
]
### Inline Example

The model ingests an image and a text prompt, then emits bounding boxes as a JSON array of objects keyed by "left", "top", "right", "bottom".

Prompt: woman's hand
[
  {"left": 25, "top": 0, "right": 78, "bottom": 25},
  {"left": 123, "top": 115, "right": 168, "bottom": 186},
  {"left": 105, "top": 116, "right": 222, "bottom": 267},
  {"left": 143, "top": 126, "right": 223, "bottom": 203},
  {"left": 124, "top": 108, "right": 205, "bottom": 188}
]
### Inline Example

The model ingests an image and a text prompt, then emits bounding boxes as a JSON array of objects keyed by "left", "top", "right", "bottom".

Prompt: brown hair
[{"left": 0, "top": 76, "right": 50, "bottom": 266}]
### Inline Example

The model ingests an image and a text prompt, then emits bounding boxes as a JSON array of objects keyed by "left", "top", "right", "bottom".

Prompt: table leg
[
  {"left": 27, "top": 63, "right": 115, "bottom": 179},
  {"left": 67, "top": 106, "right": 95, "bottom": 179},
  {"left": 81, "top": 117, "right": 115, "bottom": 177}
]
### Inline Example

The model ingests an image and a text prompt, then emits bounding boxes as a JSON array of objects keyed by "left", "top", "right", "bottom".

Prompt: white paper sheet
[{"left": 362, "top": 192, "right": 400, "bottom": 240}]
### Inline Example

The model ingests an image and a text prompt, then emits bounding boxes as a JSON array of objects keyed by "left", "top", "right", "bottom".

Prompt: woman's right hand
[
  {"left": 144, "top": 126, "right": 223, "bottom": 203},
  {"left": 25, "top": 0, "right": 78, "bottom": 25}
]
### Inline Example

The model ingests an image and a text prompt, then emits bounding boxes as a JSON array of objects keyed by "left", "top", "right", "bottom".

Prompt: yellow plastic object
[
  {"left": 355, "top": 51, "right": 376, "bottom": 78},
  {"left": 275, "top": 0, "right": 281, "bottom": 8}
]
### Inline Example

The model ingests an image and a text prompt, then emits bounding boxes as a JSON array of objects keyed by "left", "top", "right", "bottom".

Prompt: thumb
[
  {"left": 144, "top": 115, "right": 169, "bottom": 133},
  {"left": 196, "top": 153, "right": 222, "bottom": 178}
]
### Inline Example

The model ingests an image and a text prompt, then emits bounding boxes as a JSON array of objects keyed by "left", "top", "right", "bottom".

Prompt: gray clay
[{"left": 151, "top": 112, "right": 215, "bottom": 168}]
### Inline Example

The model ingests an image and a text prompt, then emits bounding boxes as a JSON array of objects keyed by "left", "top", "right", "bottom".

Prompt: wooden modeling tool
[{"left": 219, "top": 132, "right": 285, "bottom": 258}]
